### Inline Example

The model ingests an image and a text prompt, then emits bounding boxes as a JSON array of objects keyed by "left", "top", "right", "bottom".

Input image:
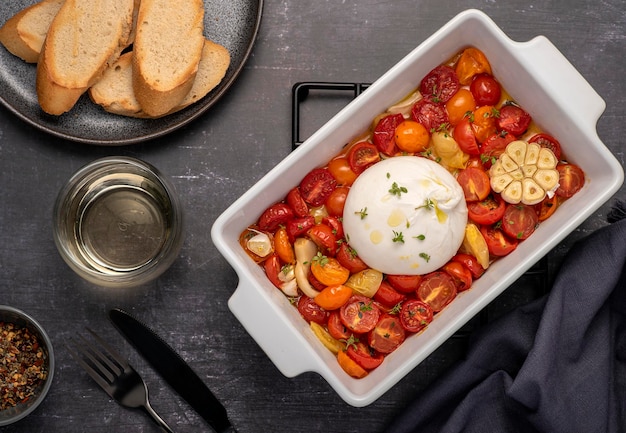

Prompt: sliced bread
[
  {"left": 0, "top": 0, "right": 64, "bottom": 63},
  {"left": 36, "top": 0, "right": 136, "bottom": 115},
  {"left": 89, "top": 39, "right": 231, "bottom": 118},
  {"left": 132, "top": 0, "right": 205, "bottom": 117}
]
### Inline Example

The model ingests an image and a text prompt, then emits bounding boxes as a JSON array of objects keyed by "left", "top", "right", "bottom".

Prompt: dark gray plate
[{"left": 0, "top": 0, "right": 263, "bottom": 145}]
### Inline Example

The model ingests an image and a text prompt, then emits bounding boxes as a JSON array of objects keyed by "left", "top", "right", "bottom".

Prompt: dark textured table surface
[{"left": 1, "top": 1, "right": 624, "bottom": 432}]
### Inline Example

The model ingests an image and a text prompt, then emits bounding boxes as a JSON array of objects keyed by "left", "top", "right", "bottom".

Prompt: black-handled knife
[{"left": 108, "top": 308, "right": 236, "bottom": 433}]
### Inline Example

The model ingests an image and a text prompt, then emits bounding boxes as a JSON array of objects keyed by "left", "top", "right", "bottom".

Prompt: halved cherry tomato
[
  {"left": 286, "top": 216, "right": 315, "bottom": 243},
  {"left": 470, "top": 73, "right": 501, "bottom": 106},
  {"left": 455, "top": 47, "right": 492, "bottom": 85},
  {"left": 399, "top": 299, "right": 433, "bottom": 333},
  {"left": 328, "top": 311, "right": 351, "bottom": 340},
  {"left": 308, "top": 224, "right": 337, "bottom": 256},
  {"left": 457, "top": 166, "right": 491, "bottom": 202},
  {"left": 502, "top": 204, "right": 538, "bottom": 240},
  {"left": 308, "top": 271, "right": 327, "bottom": 291},
  {"left": 373, "top": 281, "right": 406, "bottom": 308},
  {"left": 311, "top": 257, "right": 350, "bottom": 286},
  {"left": 556, "top": 163, "right": 585, "bottom": 198},
  {"left": 471, "top": 105, "right": 498, "bottom": 143},
  {"left": 322, "top": 215, "right": 344, "bottom": 240},
  {"left": 420, "top": 65, "right": 460, "bottom": 103},
  {"left": 347, "top": 342, "right": 384, "bottom": 370},
  {"left": 325, "top": 186, "right": 349, "bottom": 217},
  {"left": 239, "top": 227, "right": 272, "bottom": 263},
  {"left": 394, "top": 120, "right": 430, "bottom": 153},
  {"left": 411, "top": 99, "right": 449, "bottom": 132},
  {"left": 274, "top": 227, "right": 295, "bottom": 264},
  {"left": 314, "top": 284, "right": 353, "bottom": 310},
  {"left": 536, "top": 194, "right": 559, "bottom": 221},
  {"left": 529, "top": 133, "right": 562, "bottom": 161},
  {"left": 373, "top": 113, "right": 404, "bottom": 155},
  {"left": 299, "top": 168, "right": 337, "bottom": 207},
  {"left": 263, "top": 254, "right": 283, "bottom": 289},
  {"left": 337, "top": 349, "right": 368, "bottom": 378},
  {"left": 348, "top": 141, "right": 381, "bottom": 174},
  {"left": 467, "top": 194, "right": 506, "bottom": 225},
  {"left": 286, "top": 187, "right": 309, "bottom": 218},
  {"left": 368, "top": 314, "right": 406, "bottom": 354},
  {"left": 386, "top": 274, "right": 422, "bottom": 294},
  {"left": 481, "top": 132, "right": 517, "bottom": 166},
  {"left": 327, "top": 157, "right": 358, "bottom": 186},
  {"left": 417, "top": 272, "right": 457, "bottom": 312},
  {"left": 451, "top": 253, "right": 485, "bottom": 279},
  {"left": 445, "top": 88, "right": 476, "bottom": 126},
  {"left": 497, "top": 104, "right": 531, "bottom": 136},
  {"left": 442, "top": 261, "right": 472, "bottom": 292},
  {"left": 335, "top": 242, "right": 369, "bottom": 274},
  {"left": 297, "top": 295, "right": 329, "bottom": 325},
  {"left": 340, "top": 295, "right": 381, "bottom": 333},
  {"left": 258, "top": 203, "right": 294, "bottom": 232},
  {"left": 480, "top": 225, "right": 518, "bottom": 257},
  {"left": 453, "top": 116, "right": 480, "bottom": 155}
]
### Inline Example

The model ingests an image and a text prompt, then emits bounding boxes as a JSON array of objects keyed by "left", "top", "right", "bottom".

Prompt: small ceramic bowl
[
  {"left": 211, "top": 9, "right": 624, "bottom": 406},
  {"left": 0, "top": 306, "right": 54, "bottom": 426}
]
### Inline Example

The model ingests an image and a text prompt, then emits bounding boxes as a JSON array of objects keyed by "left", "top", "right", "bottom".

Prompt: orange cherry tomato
[
  {"left": 536, "top": 194, "right": 559, "bottom": 221},
  {"left": 274, "top": 227, "right": 295, "bottom": 264},
  {"left": 368, "top": 314, "right": 405, "bottom": 354},
  {"left": 445, "top": 88, "right": 476, "bottom": 126},
  {"left": 337, "top": 349, "right": 368, "bottom": 378},
  {"left": 456, "top": 166, "right": 491, "bottom": 202},
  {"left": 346, "top": 342, "right": 384, "bottom": 370},
  {"left": 311, "top": 257, "right": 350, "bottom": 286},
  {"left": 471, "top": 105, "right": 497, "bottom": 143},
  {"left": 327, "top": 157, "right": 358, "bottom": 186},
  {"left": 314, "top": 284, "right": 353, "bottom": 310},
  {"left": 455, "top": 47, "right": 492, "bottom": 85},
  {"left": 394, "top": 120, "right": 430, "bottom": 153},
  {"left": 325, "top": 186, "right": 349, "bottom": 217},
  {"left": 416, "top": 272, "right": 457, "bottom": 312}
]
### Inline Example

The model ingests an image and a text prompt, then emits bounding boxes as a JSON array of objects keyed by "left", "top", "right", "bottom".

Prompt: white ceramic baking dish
[{"left": 211, "top": 9, "right": 624, "bottom": 407}]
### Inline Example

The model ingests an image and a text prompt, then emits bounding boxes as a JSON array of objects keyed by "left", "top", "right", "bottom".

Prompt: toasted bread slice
[
  {"left": 132, "top": 0, "right": 205, "bottom": 117},
  {"left": 89, "top": 39, "right": 230, "bottom": 118},
  {"left": 0, "top": 0, "right": 64, "bottom": 63},
  {"left": 36, "top": 0, "right": 135, "bottom": 115}
]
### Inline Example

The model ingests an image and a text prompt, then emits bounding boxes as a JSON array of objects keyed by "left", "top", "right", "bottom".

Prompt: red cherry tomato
[
  {"left": 263, "top": 254, "right": 283, "bottom": 288},
  {"left": 335, "top": 242, "right": 369, "bottom": 274},
  {"left": 258, "top": 203, "right": 294, "bottom": 232},
  {"left": 308, "top": 223, "right": 338, "bottom": 256},
  {"left": 308, "top": 270, "right": 327, "bottom": 291},
  {"left": 442, "top": 261, "right": 473, "bottom": 292},
  {"left": 556, "top": 163, "right": 585, "bottom": 198},
  {"left": 286, "top": 187, "right": 309, "bottom": 218},
  {"left": 327, "top": 311, "right": 351, "bottom": 340},
  {"left": 481, "top": 132, "right": 517, "bottom": 166},
  {"left": 536, "top": 194, "right": 559, "bottom": 222},
  {"left": 457, "top": 166, "right": 491, "bottom": 202},
  {"left": 346, "top": 342, "right": 384, "bottom": 370},
  {"left": 368, "top": 314, "right": 406, "bottom": 354},
  {"left": 297, "top": 296, "right": 329, "bottom": 325},
  {"left": 497, "top": 104, "right": 531, "bottom": 136},
  {"left": 529, "top": 133, "right": 562, "bottom": 161},
  {"left": 347, "top": 141, "right": 381, "bottom": 174},
  {"left": 325, "top": 186, "right": 349, "bottom": 217},
  {"left": 399, "top": 299, "right": 433, "bottom": 333},
  {"left": 502, "top": 204, "right": 538, "bottom": 240},
  {"left": 416, "top": 272, "right": 457, "bottom": 312},
  {"left": 286, "top": 216, "right": 315, "bottom": 243},
  {"left": 373, "top": 281, "right": 406, "bottom": 309},
  {"left": 420, "top": 65, "right": 460, "bottom": 103},
  {"left": 299, "top": 168, "right": 337, "bottom": 207},
  {"left": 451, "top": 253, "right": 485, "bottom": 279},
  {"left": 480, "top": 225, "right": 518, "bottom": 257},
  {"left": 411, "top": 99, "right": 449, "bottom": 132},
  {"left": 322, "top": 215, "right": 344, "bottom": 240},
  {"left": 470, "top": 73, "right": 501, "bottom": 106},
  {"left": 467, "top": 194, "right": 506, "bottom": 225},
  {"left": 340, "top": 295, "right": 381, "bottom": 333},
  {"left": 385, "top": 274, "right": 422, "bottom": 294},
  {"left": 453, "top": 116, "right": 480, "bottom": 155},
  {"left": 373, "top": 114, "right": 404, "bottom": 156}
]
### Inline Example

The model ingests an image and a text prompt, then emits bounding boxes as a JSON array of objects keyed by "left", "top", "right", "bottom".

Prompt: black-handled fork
[{"left": 67, "top": 328, "right": 174, "bottom": 433}]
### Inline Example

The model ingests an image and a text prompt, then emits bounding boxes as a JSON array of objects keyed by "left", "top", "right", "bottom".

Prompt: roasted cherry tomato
[
  {"left": 299, "top": 168, "right": 337, "bottom": 207},
  {"left": 263, "top": 254, "right": 283, "bottom": 288},
  {"left": 325, "top": 186, "right": 349, "bottom": 217},
  {"left": 451, "top": 253, "right": 485, "bottom": 279},
  {"left": 445, "top": 88, "right": 476, "bottom": 126},
  {"left": 471, "top": 105, "right": 497, "bottom": 143},
  {"left": 399, "top": 299, "right": 433, "bottom": 333},
  {"left": 420, "top": 65, "right": 460, "bottom": 103},
  {"left": 416, "top": 272, "right": 457, "bottom": 312},
  {"left": 239, "top": 227, "right": 272, "bottom": 263},
  {"left": 455, "top": 47, "right": 492, "bottom": 85},
  {"left": 328, "top": 311, "right": 352, "bottom": 340},
  {"left": 327, "top": 156, "right": 358, "bottom": 186},
  {"left": 337, "top": 349, "right": 368, "bottom": 378},
  {"left": 467, "top": 194, "right": 506, "bottom": 225},
  {"left": 556, "top": 163, "right": 585, "bottom": 198},
  {"left": 335, "top": 242, "right": 369, "bottom": 274},
  {"left": 470, "top": 73, "right": 501, "bottom": 106},
  {"left": 368, "top": 314, "right": 406, "bottom": 354},
  {"left": 348, "top": 141, "right": 381, "bottom": 174},
  {"left": 442, "top": 261, "right": 473, "bottom": 292},
  {"left": 322, "top": 215, "right": 344, "bottom": 240},
  {"left": 308, "top": 224, "right": 338, "bottom": 256},
  {"left": 340, "top": 295, "right": 381, "bottom": 334},
  {"left": 481, "top": 132, "right": 517, "bottom": 166},
  {"left": 497, "top": 104, "right": 531, "bottom": 136},
  {"left": 373, "top": 113, "right": 404, "bottom": 155},
  {"left": 373, "top": 281, "right": 406, "bottom": 309},
  {"left": 346, "top": 342, "right": 385, "bottom": 371},
  {"left": 394, "top": 120, "right": 430, "bottom": 153},
  {"left": 308, "top": 270, "right": 328, "bottom": 291},
  {"left": 258, "top": 203, "right": 294, "bottom": 232},
  {"left": 536, "top": 194, "right": 559, "bottom": 221},
  {"left": 274, "top": 227, "right": 295, "bottom": 264},
  {"left": 297, "top": 295, "right": 329, "bottom": 325},
  {"left": 453, "top": 116, "right": 480, "bottom": 155},
  {"left": 529, "top": 133, "right": 562, "bottom": 161},
  {"left": 286, "top": 187, "right": 310, "bottom": 218},
  {"left": 480, "top": 225, "right": 518, "bottom": 257},
  {"left": 411, "top": 99, "right": 449, "bottom": 132},
  {"left": 386, "top": 274, "right": 422, "bottom": 294},
  {"left": 502, "top": 204, "right": 538, "bottom": 240},
  {"left": 457, "top": 166, "right": 491, "bottom": 202},
  {"left": 314, "top": 284, "right": 353, "bottom": 310},
  {"left": 286, "top": 216, "right": 315, "bottom": 243},
  {"left": 311, "top": 257, "right": 350, "bottom": 287}
]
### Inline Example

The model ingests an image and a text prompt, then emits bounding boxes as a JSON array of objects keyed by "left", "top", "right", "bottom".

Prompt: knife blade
[{"left": 108, "top": 308, "right": 236, "bottom": 433}]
